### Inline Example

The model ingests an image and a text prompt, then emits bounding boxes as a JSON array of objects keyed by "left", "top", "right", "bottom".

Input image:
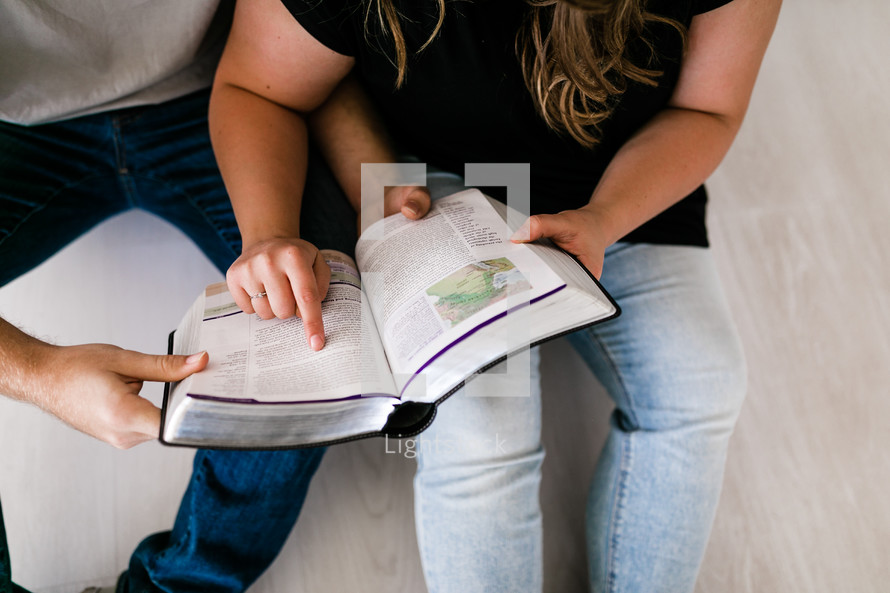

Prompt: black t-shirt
[{"left": 283, "top": 0, "right": 733, "bottom": 246}]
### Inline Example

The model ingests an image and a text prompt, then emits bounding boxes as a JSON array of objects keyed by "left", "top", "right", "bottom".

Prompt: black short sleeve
[
  {"left": 273, "top": 0, "right": 728, "bottom": 248},
  {"left": 280, "top": 0, "right": 360, "bottom": 57},
  {"left": 691, "top": 0, "right": 734, "bottom": 15}
]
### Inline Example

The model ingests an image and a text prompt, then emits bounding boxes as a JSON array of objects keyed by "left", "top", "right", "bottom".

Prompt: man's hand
[
  {"left": 510, "top": 205, "right": 613, "bottom": 279},
  {"left": 226, "top": 237, "right": 331, "bottom": 350},
  {"left": 1, "top": 318, "right": 210, "bottom": 448},
  {"left": 23, "top": 343, "right": 207, "bottom": 449}
]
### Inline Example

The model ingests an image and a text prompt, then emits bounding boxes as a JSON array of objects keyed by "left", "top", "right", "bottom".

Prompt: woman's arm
[
  {"left": 210, "top": 0, "right": 353, "bottom": 349},
  {"left": 211, "top": 0, "right": 429, "bottom": 349},
  {"left": 309, "top": 75, "right": 432, "bottom": 229},
  {"left": 513, "top": 0, "right": 782, "bottom": 277}
]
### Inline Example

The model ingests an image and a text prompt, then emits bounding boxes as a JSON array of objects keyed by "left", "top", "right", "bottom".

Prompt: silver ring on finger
[{"left": 250, "top": 291, "right": 268, "bottom": 300}]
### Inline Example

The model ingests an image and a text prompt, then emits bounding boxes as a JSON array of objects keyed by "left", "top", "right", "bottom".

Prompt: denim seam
[
  {"left": 0, "top": 172, "right": 112, "bottom": 252},
  {"left": 580, "top": 326, "right": 639, "bottom": 593},
  {"left": 139, "top": 455, "right": 209, "bottom": 590},
  {"left": 127, "top": 171, "right": 240, "bottom": 261},
  {"left": 148, "top": 523, "right": 192, "bottom": 572},
  {"left": 584, "top": 327, "right": 640, "bottom": 430},
  {"left": 414, "top": 478, "right": 437, "bottom": 591},
  {"left": 143, "top": 506, "right": 197, "bottom": 591},
  {"left": 110, "top": 118, "right": 139, "bottom": 208},
  {"left": 605, "top": 431, "right": 634, "bottom": 593}
]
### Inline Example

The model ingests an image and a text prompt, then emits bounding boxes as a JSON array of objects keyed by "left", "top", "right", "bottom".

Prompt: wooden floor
[{"left": 2, "top": 1, "right": 889, "bottom": 591}]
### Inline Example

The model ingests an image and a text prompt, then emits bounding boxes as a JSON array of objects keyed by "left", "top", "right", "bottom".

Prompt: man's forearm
[{"left": 0, "top": 316, "right": 55, "bottom": 405}]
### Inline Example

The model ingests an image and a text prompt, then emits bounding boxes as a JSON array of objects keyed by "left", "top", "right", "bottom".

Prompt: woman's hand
[
  {"left": 357, "top": 185, "right": 432, "bottom": 238},
  {"left": 226, "top": 238, "right": 331, "bottom": 351},
  {"left": 510, "top": 204, "right": 614, "bottom": 279},
  {"left": 385, "top": 185, "right": 431, "bottom": 220}
]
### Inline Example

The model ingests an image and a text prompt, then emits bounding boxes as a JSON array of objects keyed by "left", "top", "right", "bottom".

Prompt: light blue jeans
[{"left": 414, "top": 176, "right": 747, "bottom": 593}]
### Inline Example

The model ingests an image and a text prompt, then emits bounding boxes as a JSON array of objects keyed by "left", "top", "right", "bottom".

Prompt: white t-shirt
[{"left": 0, "top": 0, "right": 231, "bottom": 125}]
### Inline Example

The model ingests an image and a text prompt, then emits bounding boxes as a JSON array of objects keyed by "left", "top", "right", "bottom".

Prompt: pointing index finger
[{"left": 288, "top": 250, "right": 327, "bottom": 351}]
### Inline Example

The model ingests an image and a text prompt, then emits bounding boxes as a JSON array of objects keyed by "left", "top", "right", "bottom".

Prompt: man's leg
[
  {"left": 0, "top": 499, "right": 30, "bottom": 593},
  {"left": 114, "top": 90, "right": 355, "bottom": 592},
  {"left": 0, "top": 114, "right": 131, "bottom": 593},
  {"left": 124, "top": 449, "right": 323, "bottom": 592},
  {"left": 0, "top": 116, "right": 129, "bottom": 286}
]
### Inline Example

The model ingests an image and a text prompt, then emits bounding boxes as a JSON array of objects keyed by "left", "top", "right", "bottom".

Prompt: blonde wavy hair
[{"left": 365, "top": 0, "right": 684, "bottom": 147}]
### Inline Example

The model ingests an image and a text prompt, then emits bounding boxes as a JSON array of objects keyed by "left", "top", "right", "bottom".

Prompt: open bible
[{"left": 160, "top": 190, "right": 620, "bottom": 449}]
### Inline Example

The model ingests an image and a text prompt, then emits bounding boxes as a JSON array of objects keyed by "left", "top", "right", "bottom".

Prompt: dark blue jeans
[
  {"left": 0, "top": 89, "right": 356, "bottom": 592},
  {"left": 0, "top": 499, "right": 26, "bottom": 593}
]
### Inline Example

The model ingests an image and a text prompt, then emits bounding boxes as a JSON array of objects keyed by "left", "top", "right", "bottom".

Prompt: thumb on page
[
  {"left": 385, "top": 185, "right": 431, "bottom": 219},
  {"left": 111, "top": 350, "right": 209, "bottom": 383},
  {"left": 400, "top": 186, "right": 431, "bottom": 220},
  {"left": 510, "top": 213, "right": 578, "bottom": 244}
]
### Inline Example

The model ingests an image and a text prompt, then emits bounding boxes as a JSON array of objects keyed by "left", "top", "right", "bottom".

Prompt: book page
[
  {"left": 184, "top": 251, "right": 397, "bottom": 403},
  {"left": 355, "top": 190, "right": 566, "bottom": 389},
  {"left": 172, "top": 287, "right": 206, "bottom": 364}
]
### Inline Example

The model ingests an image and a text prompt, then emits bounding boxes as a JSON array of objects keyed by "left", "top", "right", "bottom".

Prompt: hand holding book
[
  {"left": 511, "top": 204, "right": 615, "bottom": 280},
  {"left": 384, "top": 184, "right": 432, "bottom": 221}
]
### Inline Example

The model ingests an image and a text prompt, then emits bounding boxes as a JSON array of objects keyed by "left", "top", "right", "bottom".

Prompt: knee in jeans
[
  {"left": 621, "top": 339, "right": 747, "bottom": 439},
  {"left": 674, "top": 339, "right": 748, "bottom": 441},
  {"left": 199, "top": 449, "right": 324, "bottom": 496}
]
